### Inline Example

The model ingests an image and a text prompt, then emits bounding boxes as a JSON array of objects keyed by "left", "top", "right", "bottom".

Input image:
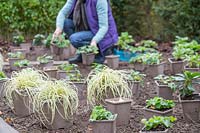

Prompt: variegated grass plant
[
  {"left": 32, "top": 80, "right": 78, "bottom": 126},
  {"left": 87, "top": 67, "right": 132, "bottom": 106},
  {"left": 3, "top": 68, "right": 49, "bottom": 108}
]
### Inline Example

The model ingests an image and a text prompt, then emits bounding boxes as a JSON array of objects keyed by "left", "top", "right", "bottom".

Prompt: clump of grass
[
  {"left": 32, "top": 80, "right": 78, "bottom": 125},
  {"left": 87, "top": 67, "right": 132, "bottom": 106}
]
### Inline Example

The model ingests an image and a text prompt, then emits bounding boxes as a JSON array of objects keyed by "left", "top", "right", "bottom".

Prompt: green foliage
[
  {"left": 37, "top": 54, "right": 53, "bottom": 64},
  {"left": 146, "top": 97, "right": 175, "bottom": 110},
  {"left": 172, "top": 47, "right": 194, "bottom": 61},
  {"left": 13, "top": 35, "right": 25, "bottom": 46},
  {"left": 0, "top": 0, "right": 66, "bottom": 38},
  {"left": 68, "top": 71, "right": 82, "bottom": 82},
  {"left": 32, "top": 34, "right": 45, "bottom": 46},
  {"left": 43, "top": 33, "right": 53, "bottom": 48},
  {"left": 141, "top": 116, "right": 177, "bottom": 131},
  {"left": 154, "top": 75, "right": 177, "bottom": 91},
  {"left": 174, "top": 71, "right": 200, "bottom": 97},
  {"left": 186, "top": 54, "right": 200, "bottom": 68},
  {"left": 91, "top": 63, "right": 107, "bottom": 72},
  {"left": 154, "top": 0, "right": 200, "bottom": 41},
  {"left": 14, "top": 60, "right": 30, "bottom": 68},
  {"left": 140, "top": 40, "right": 158, "bottom": 48},
  {"left": 0, "top": 71, "right": 6, "bottom": 80},
  {"left": 141, "top": 52, "right": 162, "bottom": 65},
  {"left": 53, "top": 34, "right": 70, "bottom": 48},
  {"left": 77, "top": 45, "right": 99, "bottom": 54},
  {"left": 8, "top": 52, "right": 24, "bottom": 59},
  {"left": 117, "top": 32, "right": 135, "bottom": 50},
  {"left": 128, "top": 70, "right": 146, "bottom": 82},
  {"left": 58, "top": 63, "right": 78, "bottom": 72},
  {"left": 90, "top": 106, "right": 115, "bottom": 121}
]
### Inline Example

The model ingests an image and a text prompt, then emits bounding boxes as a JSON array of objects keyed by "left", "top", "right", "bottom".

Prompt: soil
[
  {"left": 147, "top": 107, "right": 172, "bottom": 112},
  {"left": 142, "top": 125, "right": 166, "bottom": 132},
  {"left": 1, "top": 43, "right": 200, "bottom": 133},
  {"left": 181, "top": 94, "right": 200, "bottom": 100}
]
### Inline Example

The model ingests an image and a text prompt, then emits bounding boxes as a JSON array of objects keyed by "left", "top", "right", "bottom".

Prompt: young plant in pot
[
  {"left": 57, "top": 63, "right": 78, "bottom": 79},
  {"left": 13, "top": 35, "right": 31, "bottom": 53},
  {"left": 117, "top": 32, "right": 135, "bottom": 50},
  {"left": 126, "top": 70, "right": 146, "bottom": 98},
  {"left": 169, "top": 47, "right": 194, "bottom": 74},
  {"left": 89, "top": 106, "right": 117, "bottom": 133},
  {"left": 154, "top": 75, "right": 177, "bottom": 100},
  {"left": 77, "top": 45, "right": 99, "bottom": 65},
  {"left": 184, "top": 54, "right": 200, "bottom": 72},
  {"left": 3, "top": 68, "right": 48, "bottom": 117},
  {"left": 87, "top": 67, "right": 132, "bottom": 106},
  {"left": 141, "top": 52, "right": 165, "bottom": 77},
  {"left": 8, "top": 52, "right": 25, "bottom": 70},
  {"left": 144, "top": 97, "right": 175, "bottom": 119},
  {"left": 173, "top": 71, "right": 200, "bottom": 122},
  {"left": 32, "top": 80, "right": 78, "bottom": 129},
  {"left": 140, "top": 40, "right": 158, "bottom": 49},
  {"left": 32, "top": 34, "right": 45, "bottom": 55},
  {"left": 129, "top": 55, "right": 145, "bottom": 71},
  {"left": 37, "top": 54, "right": 53, "bottom": 69},
  {"left": 14, "top": 59, "right": 30, "bottom": 71},
  {"left": 91, "top": 63, "right": 107, "bottom": 72},
  {"left": 51, "top": 34, "right": 70, "bottom": 57},
  {"left": 0, "top": 71, "right": 7, "bottom": 99},
  {"left": 140, "top": 116, "right": 176, "bottom": 133}
]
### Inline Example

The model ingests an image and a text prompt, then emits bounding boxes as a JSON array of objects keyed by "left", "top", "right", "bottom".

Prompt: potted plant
[
  {"left": 57, "top": 63, "right": 78, "bottom": 79},
  {"left": 51, "top": 34, "right": 71, "bottom": 58},
  {"left": 184, "top": 54, "right": 200, "bottom": 72},
  {"left": 67, "top": 70, "right": 87, "bottom": 101},
  {"left": 142, "top": 52, "right": 165, "bottom": 77},
  {"left": 105, "top": 55, "right": 119, "bottom": 69},
  {"left": 144, "top": 97, "right": 175, "bottom": 119},
  {"left": 8, "top": 52, "right": 25, "bottom": 70},
  {"left": 126, "top": 70, "right": 146, "bottom": 98},
  {"left": 140, "top": 116, "right": 176, "bottom": 133},
  {"left": 129, "top": 55, "right": 146, "bottom": 71},
  {"left": 3, "top": 68, "right": 48, "bottom": 117},
  {"left": 37, "top": 54, "right": 53, "bottom": 68},
  {"left": 173, "top": 71, "right": 200, "bottom": 122},
  {"left": 89, "top": 106, "right": 117, "bottom": 133},
  {"left": 77, "top": 45, "right": 99, "bottom": 65},
  {"left": 32, "top": 80, "right": 78, "bottom": 129},
  {"left": 14, "top": 59, "right": 30, "bottom": 70},
  {"left": 87, "top": 67, "right": 132, "bottom": 106},
  {"left": 32, "top": 34, "right": 45, "bottom": 55},
  {"left": 105, "top": 98, "right": 132, "bottom": 126},
  {"left": 0, "top": 71, "right": 7, "bottom": 99},
  {"left": 13, "top": 35, "right": 31, "bottom": 53},
  {"left": 154, "top": 75, "right": 177, "bottom": 100}
]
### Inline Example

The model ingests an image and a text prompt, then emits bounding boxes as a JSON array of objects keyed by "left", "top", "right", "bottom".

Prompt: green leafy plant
[
  {"left": 14, "top": 59, "right": 30, "bottom": 68},
  {"left": 13, "top": 35, "right": 25, "bottom": 46},
  {"left": 0, "top": 71, "right": 6, "bottom": 80},
  {"left": 141, "top": 116, "right": 177, "bottom": 131},
  {"left": 68, "top": 70, "right": 83, "bottom": 82},
  {"left": 173, "top": 36, "right": 190, "bottom": 46},
  {"left": 90, "top": 106, "right": 115, "bottom": 121},
  {"left": 32, "top": 80, "right": 78, "bottom": 126},
  {"left": 4, "top": 68, "right": 48, "bottom": 108},
  {"left": 172, "top": 47, "right": 194, "bottom": 61},
  {"left": 87, "top": 67, "right": 132, "bottom": 106},
  {"left": 140, "top": 40, "right": 158, "bottom": 48},
  {"left": 141, "top": 52, "right": 163, "bottom": 65},
  {"left": 185, "top": 54, "right": 200, "bottom": 68},
  {"left": 58, "top": 63, "right": 78, "bottom": 72},
  {"left": 117, "top": 32, "right": 135, "bottom": 50},
  {"left": 37, "top": 54, "right": 53, "bottom": 64},
  {"left": 77, "top": 45, "right": 99, "bottom": 54},
  {"left": 127, "top": 70, "right": 146, "bottom": 82},
  {"left": 53, "top": 34, "right": 70, "bottom": 48},
  {"left": 146, "top": 97, "right": 175, "bottom": 110},
  {"left": 32, "top": 34, "right": 45, "bottom": 46},
  {"left": 129, "top": 54, "right": 143, "bottom": 64},
  {"left": 8, "top": 52, "right": 24, "bottom": 59},
  {"left": 91, "top": 63, "right": 107, "bottom": 72},
  {"left": 154, "top": 75, "right": 177, "bottom": 91},
  {"left": 173, "top": 71, "right": 200, "bottom": 98},
  {"left": 44, "top": 33, "right": 53, "bottom": 48}
]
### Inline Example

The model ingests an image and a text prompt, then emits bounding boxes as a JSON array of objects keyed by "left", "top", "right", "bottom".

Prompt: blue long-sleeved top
[{"left": 56, "top": 0, "right": 108, "bottom": 43}]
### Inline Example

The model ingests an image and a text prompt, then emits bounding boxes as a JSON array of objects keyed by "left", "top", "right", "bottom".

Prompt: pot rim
[
  {"left": 89, "top": 114, "right": 117, "bottom": 123},
  {"left": 105, "top": 98, "right": 132, "bottom": 104},
  {"left": 143, "top": 107, "right": 173, "bottom": 114}
]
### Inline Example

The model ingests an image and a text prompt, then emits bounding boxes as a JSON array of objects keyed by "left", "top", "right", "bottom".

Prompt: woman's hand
[
  {"left": 52, "top": 27, "right": 62, "bottom": 41},
  {"left": 90, "top": 40, "right": 97, "bottom": 47}
]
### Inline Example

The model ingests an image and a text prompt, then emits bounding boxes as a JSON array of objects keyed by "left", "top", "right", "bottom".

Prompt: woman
[{"left": 53, "top": 0, "right": 118, "bottom": 63}]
